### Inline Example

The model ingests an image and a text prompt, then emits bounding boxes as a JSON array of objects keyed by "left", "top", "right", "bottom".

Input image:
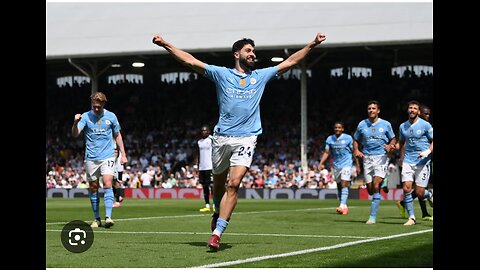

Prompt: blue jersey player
[
  {"left": 353, "top": 100, "right": 396, "bottom": 224},
  {"left": 153, "top": 32, "right": 327, "bottom": 251},
  {"left": 319, "top": 122, "right": 360, "bottom": 215},
  {"left": 396, "top": 104, "right": 433, "bottom": 220},
  {"left": 396, "top": 100, "right": 433, "bottom": 225},
  {"left": 72, "top": 92, "right": 128, "bottom": 228}
]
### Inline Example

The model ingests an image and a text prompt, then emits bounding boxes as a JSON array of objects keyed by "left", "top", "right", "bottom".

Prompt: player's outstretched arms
[
  {"left": 152, "top": 34, "right": 205, "bottom": 74},
  {"left": 277, "top": 33, "right": 326, "bottom": 75}
]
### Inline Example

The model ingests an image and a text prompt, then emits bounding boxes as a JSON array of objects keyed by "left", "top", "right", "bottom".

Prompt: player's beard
[
  {"left": 240, "top": 56, "right": 255, "bottom": 70},
  {"left": 408, "top": 111, "right": 418, "bottom": 120}
]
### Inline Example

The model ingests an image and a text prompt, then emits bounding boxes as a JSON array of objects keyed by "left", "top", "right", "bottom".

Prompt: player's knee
[{"left": 226, "top": 181, "right": 240, "bottom": 191}]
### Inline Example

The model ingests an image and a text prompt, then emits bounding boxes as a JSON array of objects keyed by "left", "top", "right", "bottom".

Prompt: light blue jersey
[
  {"left": 399, "top": 118, "right": 433, "bottom": 165},
  {"left": 354, "top": 118, "right": 395, "bottom": 155},
  {"left": 325, "top": 133, "right": 354, "bottom": 169},
  {"left": 204, "top": 64, "right": 278, "bottom": 136},
  {"left": 77, "top": 109, "right": 121, "bottom": 161}
]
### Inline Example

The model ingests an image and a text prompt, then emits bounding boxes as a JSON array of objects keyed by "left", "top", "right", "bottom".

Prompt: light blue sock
[
  {"left": 370, "top": 192, "right": 381, "bottom": 218},
  {"left": 213, "top": 218, "right": 229, "bottom": 236},
  {"left": 213, "top": 197, "right": 221, "bottom": 214},
  {"left": 381, "top": 177, "right": 388, "bottom": 188},
  {"left": 404, "top": 191, "right": 415, "bottom": 218},
  {"left": 89, "top": 191, "right": 100, "bottom": 220},
  {"left": 424, "top": 189, "right": 431, "bottom": 199},
  {"left": 340, "top": 187, "right": 349, "bottom": 206},
  {"left": 104, "top": 188, "right": 114, "bottom": 218}
]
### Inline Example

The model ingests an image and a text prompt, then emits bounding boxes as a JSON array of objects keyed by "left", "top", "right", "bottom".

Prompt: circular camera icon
[{"left": 61, "top": 220, "right": 94, "bottom": 253}]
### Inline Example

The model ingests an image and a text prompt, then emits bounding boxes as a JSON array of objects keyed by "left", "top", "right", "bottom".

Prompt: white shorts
[
  {"left": 212, "top": 135, "right": 257, "bottom": 174},
  {"left": 401, "top": 163, "right": 431, "bottom": 188},
  {"left": 85, "top": 158, "right": 116, "bottom": 182},
  {"left": 363, "top": 154, "right": 388, "bottom": 184},
  {"left": 333, "top": 167, "right": 352, "bottom": 182}
]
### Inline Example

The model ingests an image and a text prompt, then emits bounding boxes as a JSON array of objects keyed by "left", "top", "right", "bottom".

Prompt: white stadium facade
[{"left": 46, "top": 1, "right": 432, "bottom": 78}]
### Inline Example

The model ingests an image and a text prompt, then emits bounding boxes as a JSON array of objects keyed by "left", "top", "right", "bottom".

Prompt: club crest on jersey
[
  {"left": 250, "top": 78, "right": 257, "bottom": 84},
  {"left": 379, "top": 128, "right": 384, "bottom": 133},
  {"left": 416, "top": 129, "right": 422, "bottom": 135},
  {"left": 97, "top": 120, "right": 102, "bottom": 125},
  {"left": 105, "top": 120, "right": 111, "bottom": 125},
  {"left": 239, "top": 78, "right": 246, "bottom": 86}
]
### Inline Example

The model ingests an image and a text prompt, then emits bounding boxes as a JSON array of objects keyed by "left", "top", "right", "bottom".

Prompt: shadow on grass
[{"left": 186, "top": 241, "right": 233, "bottom": 252}]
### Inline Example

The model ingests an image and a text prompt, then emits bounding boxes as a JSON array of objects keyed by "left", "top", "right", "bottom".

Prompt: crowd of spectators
[{"left": 46, "top": 69, "right": 432, "bottom": 190}]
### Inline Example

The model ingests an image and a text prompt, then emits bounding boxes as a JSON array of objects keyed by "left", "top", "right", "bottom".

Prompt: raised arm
[
  {"left": 277, "top": 33, "right": 326, "bottom": 76},
  {"left": 71, "top": 114, "right": 82, "bottom": 138},
  {"left": 152, "top": 34, "right": 206, "bottom": 74}
]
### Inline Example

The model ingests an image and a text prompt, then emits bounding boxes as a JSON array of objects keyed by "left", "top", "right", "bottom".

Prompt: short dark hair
[
  {"left": 420, "top": 104, "right": 430, "bottom": 112},
  {"left": 232, "top": 38, "right": 255, "bottom": 53},
  {"left": 367, "top": 100, "right": 380, "bottom": 109},
  {"left": 408, "top": 100, "right": 421, "bottom": 108},
  {"left": 333, "top": 121, "right": 344, "bottom": 128}
]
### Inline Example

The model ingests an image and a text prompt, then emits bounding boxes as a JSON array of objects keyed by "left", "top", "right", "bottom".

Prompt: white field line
[
  {"left": 45, "top": 229, "right": 375, "bottom": 239},
  {"left": 45, "top": 206, "right": 357, "bottom": 225},
  {"left": 192, "top": 229, "right": 434, "bottom": 268}
]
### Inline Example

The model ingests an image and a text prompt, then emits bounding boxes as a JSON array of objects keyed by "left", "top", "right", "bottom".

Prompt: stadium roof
[{"left": 46, "top": 1, "right": 432, "bottom": 59}]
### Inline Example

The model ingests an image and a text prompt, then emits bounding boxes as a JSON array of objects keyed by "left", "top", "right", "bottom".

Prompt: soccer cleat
[
  {"left": 207, "top": 234, "right": 221, "bottom": 251},
  {"left": 422, "top": 215, "right": 433, "bottom": 221},
  {"left": 396, "top": 201, "right": 406, "bottom": 218},
  {"left": 199, "top": 207, "right": 212, "bottom": 213},
  {"left": 336, "top": 207, "right": 349, "bottom": 215},
  {"left": 105, "top": 217, "right": 114, "bottom": 228},
  {"left": 90, "top": 219, "right": 102, "bottom": 228},
  {"left": 211, "top": 212, "right": 219, "bottom": 232},
  {"left": 366, "top": 217, "right": 376, "bottom": 224},
  {"left": 113, "top": 202, "right": 121, "bottom": 207},
  {"left": 404, "top": 218, "right": 416, "bottom": 226},
  {"left": 118, "top": 196, "right": 124, "bottom": 203}
]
